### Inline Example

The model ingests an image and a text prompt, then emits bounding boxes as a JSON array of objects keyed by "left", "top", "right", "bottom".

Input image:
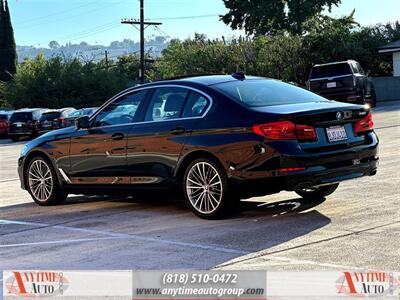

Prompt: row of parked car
[
  {"left": 0, "top": 60, "right": 376, "bottom": 143},
  {"left": 0, "top": 107, "right": 98, "bottom": 141}
]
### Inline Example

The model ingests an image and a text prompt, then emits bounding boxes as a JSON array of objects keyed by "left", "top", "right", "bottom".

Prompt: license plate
[
  {"left": 326, "top": 126, "right": 347, "bottom": 142},
  {"left": 327, "top": 82, "right": 337, "bottom": 88},
  {"left": 16, "top": 123, "right": 22, "bottom": 127}
]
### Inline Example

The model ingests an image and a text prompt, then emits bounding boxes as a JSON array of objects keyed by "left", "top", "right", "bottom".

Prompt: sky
[{"left": 7, "top": 0, "right": 400, "bottom": 47}]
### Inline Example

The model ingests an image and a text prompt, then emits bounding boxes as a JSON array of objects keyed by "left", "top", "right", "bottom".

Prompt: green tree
[
  {"left": 0, "top": 0, "right": 17, "bottom": 82},
  {"left": 221, "top": 0, "right": 342, "bottom": 35}
]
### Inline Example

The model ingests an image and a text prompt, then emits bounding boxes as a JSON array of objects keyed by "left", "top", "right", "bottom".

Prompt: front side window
[
  {"left": 145, "top": 87, "right": 188, "bottom": 121},
  {"left": 92, "top": 90, "right": 148, "bottom": 127},
  {"left": 356, "top": 63, "right": 365, "bottom": 75}
]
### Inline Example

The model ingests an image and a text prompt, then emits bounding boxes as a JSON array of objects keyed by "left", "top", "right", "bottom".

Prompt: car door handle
[
  {"left": 111, "top": 133, "right": 125, "bottom": 141},
  {"left": 170, "top": 127, "right": 186, "bottom": 135}
]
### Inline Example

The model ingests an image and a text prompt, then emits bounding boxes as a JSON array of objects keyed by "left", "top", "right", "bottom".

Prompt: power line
[
  {"left": 150, "top": 14, "right": 220, "bottom": 21},
  {"left": 17, "top": 0, "right": 128, "bottom": 30},
  {"left": 16, "top": 0, "right": 101, "bottom": 25},
  {"left": 121, "top": 0, "right": 162, "bottom": 84},
  {"left": 154, "top": 25, "right": 170, "bottom": 38},
  {"left": 44, "top": 20, "right": 120, "bottom": 43},
  {"left": 57, "top": 24, "right": 121, "bottom": 43}
]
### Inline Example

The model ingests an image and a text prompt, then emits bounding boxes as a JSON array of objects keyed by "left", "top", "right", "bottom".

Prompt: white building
[{"left": 378, "top": 39, "right": 400, "bottom": 77}]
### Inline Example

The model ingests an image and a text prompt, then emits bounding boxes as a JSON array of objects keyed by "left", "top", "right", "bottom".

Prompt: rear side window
[
  {"left": 310, "top": 63, "right": 352, "bottom": 79},
  {"left": 145, "top": 87, "right": 188, "bottom": 121},
  {"left": 40, "top": 112, "right": 61, "bottom": 121},
  {"left": 10, "top": 112, "right": 33, "bottom": 122},
  {"left": 182, "top": 92, "right": 209, "bottom": 118},
  {"left": 213, "top": 79, "right": 328, "bottom": 107}
]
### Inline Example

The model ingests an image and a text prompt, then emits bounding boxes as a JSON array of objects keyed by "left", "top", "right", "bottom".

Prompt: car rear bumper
[
  {"left": 8, "top": 130, "right": 35, "bottom": 136},
  {"left": 283, "top": 157, "right": 378, "bottom": 190},
  {"left": 232, "top": 132, "right": 379, "bottom": 197},
  {"left": 316, "top": 89, "right": 363, "bottom": 103}
]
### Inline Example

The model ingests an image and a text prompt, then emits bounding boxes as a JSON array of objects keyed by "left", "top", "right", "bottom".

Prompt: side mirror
[
  {"left": 75, "top": 116, "right": 90, "bottom": 129},
  {"left": 366, "top": 70, "right": 371, "bottom": 77}
]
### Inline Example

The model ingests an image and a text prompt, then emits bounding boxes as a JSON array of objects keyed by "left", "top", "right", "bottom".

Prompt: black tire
[
  {"left": 295, "top": 183, "right": 339, "bottom": 200},
  {"left": 183, "top": 157, "right": 236, "bottom": 219},
  {"left": 10, "top": 136, "right": 19, "bottom": 142},
  {"left": 26, "top": 156, "right": 68, "bottom": 206}
]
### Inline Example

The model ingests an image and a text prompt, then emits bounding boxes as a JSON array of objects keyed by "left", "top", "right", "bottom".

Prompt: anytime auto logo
[
  {"left": 336, "top": 271, "right": 399, "bottom": 297},
  {"left": 5, "top": 271, "right": 69, "bottom": 297}
]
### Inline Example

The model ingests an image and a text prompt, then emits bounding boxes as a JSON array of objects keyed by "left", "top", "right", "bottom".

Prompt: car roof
[
  {"left": 14, "top": 108, "right": 47, "bottom": 112},
  {"left": 137, "top": 74, "right": 267, "bottom": 88},
  {"left": 43, "top": 110, "right": 60, "bottom": 114},
  {"left": 313, "top": 60, "right": 358, "bottom": 67},
  {"left": 102, "top": 75, "right": 270, "bottom": 105}
]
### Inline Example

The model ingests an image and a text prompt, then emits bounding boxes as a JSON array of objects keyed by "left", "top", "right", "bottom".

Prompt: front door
[{"left": 69, "top": 89, "right": 150, "bottom": 184}]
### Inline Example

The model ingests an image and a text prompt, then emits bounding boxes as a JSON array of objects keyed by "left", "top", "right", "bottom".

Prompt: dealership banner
[{"left": 2, "top": 270, "right": 399, "bottom": 299}]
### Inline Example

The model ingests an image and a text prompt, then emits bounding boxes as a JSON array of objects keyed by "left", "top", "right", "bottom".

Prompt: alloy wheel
[
  {"left": 186, "top": 162, "right": 223, "bottom": 214},
  {"left": 28, "top": 159, "right": 54, "bottom": 202}
]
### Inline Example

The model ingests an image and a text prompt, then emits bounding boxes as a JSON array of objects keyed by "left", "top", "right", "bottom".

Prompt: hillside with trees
[{"left": 0, "top": 0, "right": 399, "bottom": 109}]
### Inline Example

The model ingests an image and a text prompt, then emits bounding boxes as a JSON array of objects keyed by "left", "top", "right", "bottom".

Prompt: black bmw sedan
[{"left": 18, "top": 74, "right": 379, "bottom": 219}]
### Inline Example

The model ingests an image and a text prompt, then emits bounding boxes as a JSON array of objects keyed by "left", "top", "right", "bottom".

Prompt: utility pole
[
  {"left": 121, "top": 0, "right": 162, "bottom": 84},
  {"left": 105, "top": 50, "right": 109, "bottom": 69}
]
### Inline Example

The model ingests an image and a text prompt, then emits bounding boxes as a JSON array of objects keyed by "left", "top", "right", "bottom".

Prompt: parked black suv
[
  {"left": 8, "top": 108, "right": 48, "bottom": 141},
  {"left": 38, "top": 108, "right": 76, "bottom": 134},
  {"left": 308, "top": 60, "right": 376, "bottom": 107}
]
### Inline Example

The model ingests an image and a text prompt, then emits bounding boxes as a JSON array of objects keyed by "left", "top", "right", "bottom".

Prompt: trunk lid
[
  {"left": 252, "top": 101, "right": 370, "bottom": 152},
  {"left": 309, "top": 74, "right": 355, "bottom": 96}
]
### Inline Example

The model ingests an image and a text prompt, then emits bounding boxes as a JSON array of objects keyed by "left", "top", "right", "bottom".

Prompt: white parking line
[
  {"left": 0, "top": 219, "right": 365, "bottom": 270},
  {"left": 216, "top": 254, "right": 365, "bottom": 271},
  {"left": 0, "top": 237, "right": 121, "bottom": 248},
  {"left": 0, "top": 219, "right": 247, "bottom": 255},
  {"left": 0, "top": 178, "right": 19, "bottom": 183}
]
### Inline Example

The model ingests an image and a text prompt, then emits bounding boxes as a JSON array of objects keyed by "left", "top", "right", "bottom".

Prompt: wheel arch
[
  {"left": 23, "top": 150, "right": 63, "bottom": 189},
  {"left": 174, "top": 150, "right": 228, "bottom": 184}
]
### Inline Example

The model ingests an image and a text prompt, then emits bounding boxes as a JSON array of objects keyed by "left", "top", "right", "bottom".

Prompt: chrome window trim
[
  {"left": 88, "top": 84, "right": 213, "bottom": 130},
  {"left": 308, "top": 74, "right": 353, "bottom": 81}
]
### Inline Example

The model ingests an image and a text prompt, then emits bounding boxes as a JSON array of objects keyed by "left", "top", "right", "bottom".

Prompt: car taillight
[
  {"left": 252, "top": 121, "right": 316, "bottom": 141},
  {"left": 296, "top": 124, "right": 317, "bottom": 141},
  {"left": 354, "top": 112, "right": 373, "bottom": 135}
]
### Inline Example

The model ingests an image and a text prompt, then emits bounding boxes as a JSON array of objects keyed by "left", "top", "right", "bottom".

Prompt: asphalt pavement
[{"left": 0, "top": 101, "right": 399, "bottom": 277}]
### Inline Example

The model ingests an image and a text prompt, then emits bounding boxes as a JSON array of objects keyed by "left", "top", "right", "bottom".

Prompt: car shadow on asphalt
[{"left": 0, "top": 194, "right": 331, "bottom": 268}]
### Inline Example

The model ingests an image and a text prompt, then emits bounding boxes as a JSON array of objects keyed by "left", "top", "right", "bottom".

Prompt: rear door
[{"left": 126, "top": 87, "right": 211, "bottom": 185}]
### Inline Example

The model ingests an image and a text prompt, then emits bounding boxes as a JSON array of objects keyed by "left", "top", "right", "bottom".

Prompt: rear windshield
[
  {"left": 213, "top": 79, "right": 328, "bottom": 107},
  {"left": 10, "top": 112, "right": 33, "bottom": 122},
  {"left": 310, "top": 63, "right": 352, "bottom": 79},
  {"left": 40, "top": 112, "right": 61, "bottom": 121}
]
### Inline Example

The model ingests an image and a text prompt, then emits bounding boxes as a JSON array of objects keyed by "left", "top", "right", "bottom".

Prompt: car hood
[{"left": 21, "top": 126, "right": 77, "bottom": 157}]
